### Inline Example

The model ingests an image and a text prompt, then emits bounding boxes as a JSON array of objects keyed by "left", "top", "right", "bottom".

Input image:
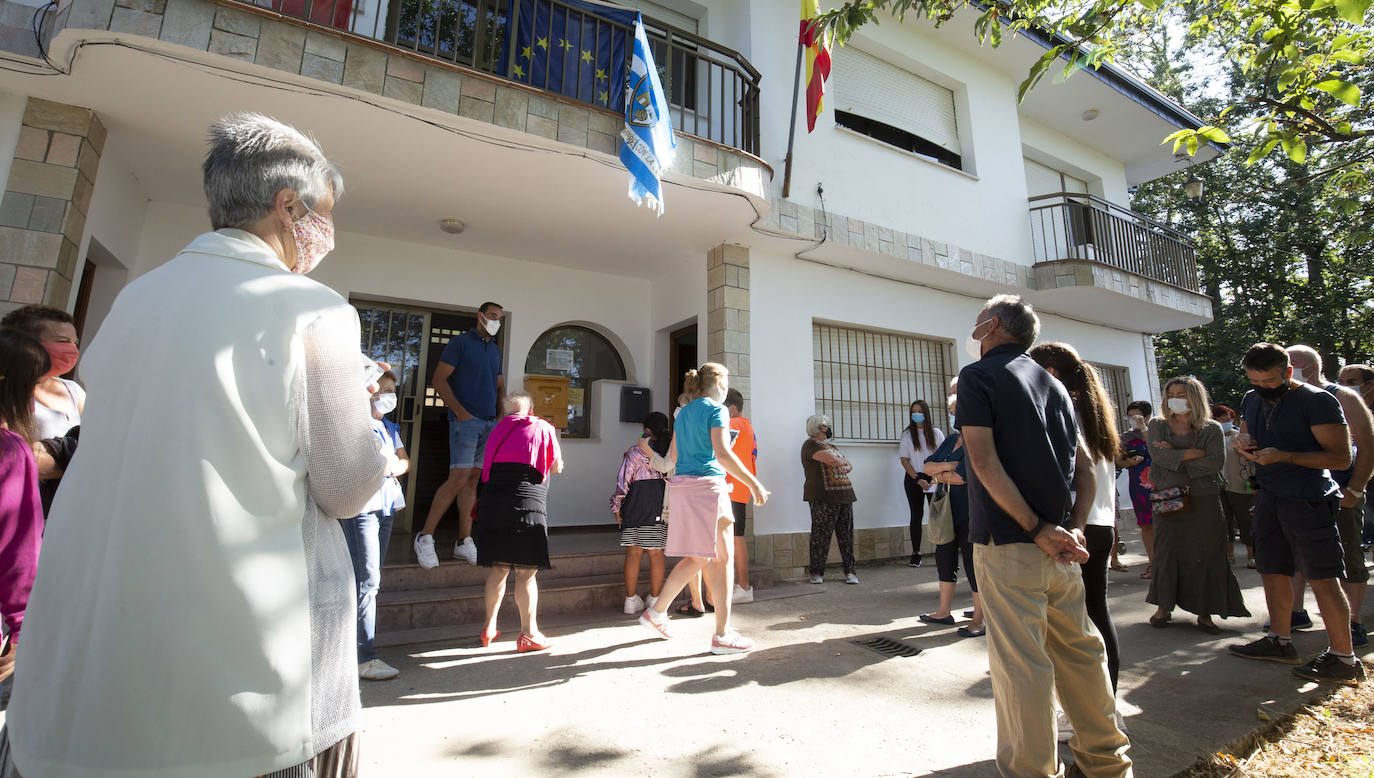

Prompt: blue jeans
[{"left": 340, "top": 509, "right": 394, "bottom": 663}]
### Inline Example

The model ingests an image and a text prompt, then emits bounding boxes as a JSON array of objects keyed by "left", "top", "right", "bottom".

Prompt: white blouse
[
  {"left": 8, "top": 230, "right": 385, "bottom": 777},
  {"left": 898, "top": 427, "right": 946, "bottom": 493}
]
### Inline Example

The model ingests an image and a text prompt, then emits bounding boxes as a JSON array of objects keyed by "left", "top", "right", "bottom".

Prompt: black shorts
[
  {"left": 731, "top": 500, "right": 747, "bottom": 536},
  {"left": 1337, "top": 500, "right": 1370, "bottom": 584},
  {"left": 1252, "top": 490, "right": 1346, "bottom": 580}
]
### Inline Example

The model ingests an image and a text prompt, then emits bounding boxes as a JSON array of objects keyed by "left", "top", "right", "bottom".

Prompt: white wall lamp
[{"left": 439, "top": 219, "right": 466, "bottom": 234}]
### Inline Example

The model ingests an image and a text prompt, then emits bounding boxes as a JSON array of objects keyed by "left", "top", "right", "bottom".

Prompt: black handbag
[{"left": 620, "top": 478, "right": 667, "bottom": 529}]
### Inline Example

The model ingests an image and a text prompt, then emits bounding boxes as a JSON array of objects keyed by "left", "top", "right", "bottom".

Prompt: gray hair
[
  {"left": 504, "top": 391, "right": 533, "bottom": 415},
  {"left": 203, "top": 113, "right": 344, "bottom": 230},
  {"left": 982, "top": 294, "right": 1040, "bottom": 347},
  {"left": 805, "top": 413, "right": 831, "bottom": 437},
  {"left": 1286, "top": 344, "right": 1324, "bottom": 381}
]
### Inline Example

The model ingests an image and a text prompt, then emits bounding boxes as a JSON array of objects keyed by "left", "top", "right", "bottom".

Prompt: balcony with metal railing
[
  {"left": 1028, "top": 192, "right": 1199, "bottom": 293},
  {"left": 252, "top": 0, "right": 760, "bottom": 154},
  {"left": 1027, "top": 193, "right": 1211, "bottom": 331}
]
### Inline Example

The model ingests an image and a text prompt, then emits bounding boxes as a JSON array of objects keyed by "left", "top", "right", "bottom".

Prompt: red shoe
[
  {"left": 517, "top": 633, "right": 552, "bottom": 652},
  {"left": 479, "top": 628, "right": 501, "bottom": 647}
]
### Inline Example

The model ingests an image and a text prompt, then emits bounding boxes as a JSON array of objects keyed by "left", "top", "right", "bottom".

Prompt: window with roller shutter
[{"left": 831, "top": 46, "right": 963, "bottom": 170}]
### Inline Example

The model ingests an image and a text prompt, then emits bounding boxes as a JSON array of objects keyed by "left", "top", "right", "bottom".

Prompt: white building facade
[{"left": 0, "top": 0, "right": 1219, "bottom": 578}]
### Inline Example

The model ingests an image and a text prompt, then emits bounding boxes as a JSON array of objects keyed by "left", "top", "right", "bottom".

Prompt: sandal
[
  {"left": 1196, "top": 619, "right": 1221, "bottom": 635},
  {"left": 1148, "top": 613, "right": 1171, "bottom": 628},
  {"left": 1140, "top": 566, "right": 1153, "bottom": 580},
  {"left": 675, "top": 602, "right": 706, "bottom": 618},
  {"left": 1109, "top": 562, "right": 1129, "bottom": 572}
]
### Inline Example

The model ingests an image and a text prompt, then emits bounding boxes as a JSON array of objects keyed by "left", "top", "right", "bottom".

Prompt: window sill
[{"left": 835, "top": 126, "right": 979, "bottom": 181}]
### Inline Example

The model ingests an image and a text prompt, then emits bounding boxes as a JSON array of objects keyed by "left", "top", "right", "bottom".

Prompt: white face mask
[
  {"left": 482, "top": 316, "right": 500, "bottom": 336},
  {"left": 965, "top": 319, "right": 991, "bottom": 361},
  {"left": 707, "top": 384, "right": 727, "bottom": 404},
  {"left": 1167, "top": 397, "right": 1191, "bottom": 416},
  {"left": 1128, "top": 414, "right": 1146, "bottom": 430},
  {"left": 372, "top": 392, "right": 397, "bottom": 415}
]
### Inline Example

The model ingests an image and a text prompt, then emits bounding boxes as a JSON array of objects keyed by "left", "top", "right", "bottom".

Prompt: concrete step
[
  {"left": 376, "top": 563, "right": 776, "bottom": 642},
  {"left": 382, "top": 548, "right": 630, "bottom": 591}
]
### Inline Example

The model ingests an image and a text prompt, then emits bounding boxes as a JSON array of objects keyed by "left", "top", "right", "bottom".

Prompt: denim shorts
[{"left": 449, "top": 415, "right": 497, "bottom": 469}]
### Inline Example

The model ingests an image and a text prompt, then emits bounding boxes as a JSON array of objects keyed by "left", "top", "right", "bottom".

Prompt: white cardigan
[{"left": 8, "top": 230, "right": 385, "bottom": 777}]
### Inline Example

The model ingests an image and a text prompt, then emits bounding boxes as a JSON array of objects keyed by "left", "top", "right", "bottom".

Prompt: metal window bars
[
  {"left": 244, "top": 0, "right": 760, "bottom": 155},
  {"left": 1028, "top": 192, "right": 1200, "bottom": 293},
  {"left": 812, "top": 323, "right": 956, "bottom": 443},
  {"left": 1088, "top": 361, "right": 1132, "bottom": 428}
]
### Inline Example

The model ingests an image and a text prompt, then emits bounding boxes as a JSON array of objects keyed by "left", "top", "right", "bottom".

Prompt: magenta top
[
  {"left": 480, "top": 414, "right": 562, "bottom": 482},
  {"left": 0, "top": 428, "right": 44, "bottom": 642}
]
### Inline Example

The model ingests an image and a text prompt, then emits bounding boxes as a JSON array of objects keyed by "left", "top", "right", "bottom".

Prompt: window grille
[
  {"left": 1089, "top": 362, "right": 1132, "bottom": 427},
  {"left": 812, "top": 322, "right": 956, "bottom": 442}
]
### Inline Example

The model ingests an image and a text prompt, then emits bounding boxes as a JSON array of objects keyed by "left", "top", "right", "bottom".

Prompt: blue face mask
[
  {"left": 1220, "top": 421, "right": 1235, "bottom": 434},
  {"left": 948, "top": 414, "right": 956, "bottom": 428},
  {"left": 911, "top": 413, "right": 925, "bottom": 425}
]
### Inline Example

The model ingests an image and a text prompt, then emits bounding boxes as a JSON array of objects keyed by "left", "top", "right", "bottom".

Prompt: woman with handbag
[
  {"left": 919, "top": 393, "right": 984, "bottom": 638},
  {"left": 1146, "top": 376, "right": 1249, "bottom": 633},
  {"left": 612, "top": 412, "right": 672, "bottom": 615}
]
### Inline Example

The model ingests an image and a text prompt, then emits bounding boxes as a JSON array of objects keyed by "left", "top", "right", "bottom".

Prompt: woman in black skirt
[{"left": 474, "top": 392, "right": 564, "bottom": 652}]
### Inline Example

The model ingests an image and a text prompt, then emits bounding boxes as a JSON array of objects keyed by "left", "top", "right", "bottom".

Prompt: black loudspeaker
[{"left": 620, "top": 386, "right": 652, "bottom": 423}]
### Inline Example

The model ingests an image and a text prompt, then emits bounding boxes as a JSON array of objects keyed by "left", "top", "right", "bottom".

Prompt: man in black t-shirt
[
  {"left": 958, "top": 295, "right": 1130, "bottom": 777},
  {"left": 1229, "top": 343, "right": 1363, "bottom": 684}
]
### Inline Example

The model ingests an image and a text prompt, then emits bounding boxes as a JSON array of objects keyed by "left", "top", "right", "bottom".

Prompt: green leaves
[
  {"left": 1334, "top": 0, "right": 1371, "bottom": 24},
  {"left": 1281, "top": 135, "right": 1308, "bottom": 163},
  {"left": 1315, "top": 78, "right": 1362, "bottom": 105}
]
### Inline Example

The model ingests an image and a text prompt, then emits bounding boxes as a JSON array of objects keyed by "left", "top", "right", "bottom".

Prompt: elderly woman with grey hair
[
  {"left": 802, "top": 414, "right": 860, "bottom": 584},
  {"left": 2, "top": 114, "right": 385, "bottom": 777}
]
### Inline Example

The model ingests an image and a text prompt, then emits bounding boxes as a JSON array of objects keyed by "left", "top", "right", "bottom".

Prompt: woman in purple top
[
  {"left": 0, "top": 328, "right": 51, "bottom": 682},
  {"left": 1122, "top": 400, "right": 1155, "bottom": 577}
]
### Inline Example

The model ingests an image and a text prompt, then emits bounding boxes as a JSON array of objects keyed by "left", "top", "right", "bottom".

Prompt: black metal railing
[
  {"left": 252, "top": 0, "right": 760, "bottom": 154},
  {"left": 1028, "top": 192, "right": 1199, "bottom": 293}
]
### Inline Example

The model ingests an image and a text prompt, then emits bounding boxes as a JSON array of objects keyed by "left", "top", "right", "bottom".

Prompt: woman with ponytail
[
  {"left": 638, "top": 363, "right": 769, "bottom": 654},
  {"left": 1029, "top": 343, "right": 1125, "bottom": 694}
]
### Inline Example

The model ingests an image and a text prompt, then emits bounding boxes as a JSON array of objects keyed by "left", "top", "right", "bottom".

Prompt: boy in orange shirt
[{"left": 725, "top": 389, "right": 758, "bottom": 602}]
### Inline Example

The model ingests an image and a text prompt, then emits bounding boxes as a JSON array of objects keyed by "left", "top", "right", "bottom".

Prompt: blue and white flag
[{"left": 619, "top": 13, "right": 675, "bottom": 215}]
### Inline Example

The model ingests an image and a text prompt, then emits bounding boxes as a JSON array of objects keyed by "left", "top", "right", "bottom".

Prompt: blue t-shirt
[
  {"left": 1241, "top": 382, "right": 1346, "bottom": 500},
  {"left": 439, "top": 329, "right": 503, "bottom": 419},
  {"left": 674, "top": 397, "right": 729, "bottom": 477},
  {"left": 363, "top": 418, "right": 406, "bottom": 516}
]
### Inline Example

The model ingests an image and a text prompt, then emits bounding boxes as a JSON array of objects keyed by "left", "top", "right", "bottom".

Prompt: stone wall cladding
[
  {"left": 29, "top": 0, "right": 768, "bottom": 199},
  {"left": 748, "top": 526, "right": 920, "bottom": 581},
  {"left": 0, "top": 98, "right": 105, "bottom": 315}
]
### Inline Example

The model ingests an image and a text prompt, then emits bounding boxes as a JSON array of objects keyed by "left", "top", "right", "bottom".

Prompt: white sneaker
[
  {"left": 733, "top": 585, "right": 754, "bottom": 603},
  {"left": 358, "top": 658, "right": 399, "bottom": 681},
  {"left": 413, "top": 534, "right": 439, "bottom": 569},
  {"left": 844, "top": 573, "right": 859, "bottom": 584},
  {"left": 454, "top": 537, "right": 477, "bottom": 565},
  {"left": 624, "top": 594, "right": 645, "bottom": 615},
  {"left": 808, "top": 574, "right": 823, "bottom": 584},
  {"left": 710, "top": 629, "right": 755, "bottom": 654},
  {"left": 638, "top": 606, "right": 673, "bottom": 639},
  {"left": 1055, "top": 708, "right": 1075, "bottom": 743},
  {"left": 645, "top": 595, "right": 658, "bottom": 611}
]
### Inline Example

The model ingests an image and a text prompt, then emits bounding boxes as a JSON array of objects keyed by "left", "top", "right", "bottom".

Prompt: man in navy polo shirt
[
  {"left": 413, "top": 302, "right": 505, "bottom": 569},
  {"left": 957, "top": 295, "right": 1130, "bottom": 778},
  {"left": 1229, "top": 343, "right": 1362, "bottom": 683}
]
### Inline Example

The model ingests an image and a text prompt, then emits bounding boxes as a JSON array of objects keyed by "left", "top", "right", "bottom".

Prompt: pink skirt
[{"left": 666, "top": 475, "right": 732, "bottom": 558}]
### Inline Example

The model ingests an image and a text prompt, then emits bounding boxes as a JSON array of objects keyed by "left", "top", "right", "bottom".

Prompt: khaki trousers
[{"left": 974, "top": 542, "right": 1132, "bottom": 778}]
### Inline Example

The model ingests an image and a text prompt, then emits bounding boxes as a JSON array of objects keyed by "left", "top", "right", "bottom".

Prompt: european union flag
[
  {"left": 619, "top": 14, "right": 675, "bottom": 214},
  {"left": 502, "top": 0, "right": 633, "bottom": 111}
]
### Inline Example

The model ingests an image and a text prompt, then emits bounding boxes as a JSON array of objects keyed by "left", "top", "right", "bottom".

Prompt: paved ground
[{"left": 354, "top": 535, "right": 1372, "bottom": 777}]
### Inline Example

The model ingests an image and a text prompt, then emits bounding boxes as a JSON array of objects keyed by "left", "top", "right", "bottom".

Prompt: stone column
[
  {"left": 1143, "top": 334, "right": 1162, "bottom": 409},
  {"left": 706, "top": 243, "right": 749, "bottom": 400},
  {"left": 0, "top": 98, "right": 104, "bottom": 315}
]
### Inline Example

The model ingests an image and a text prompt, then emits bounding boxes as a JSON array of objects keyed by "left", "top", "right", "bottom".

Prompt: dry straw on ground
[{"left": 1181, "top": 681, "right": 1374, "bottom": 777}]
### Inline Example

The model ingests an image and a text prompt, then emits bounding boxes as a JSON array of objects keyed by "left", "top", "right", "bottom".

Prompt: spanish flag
[{"left": 800, "top": 0, "right": 832, "bottom": 132}]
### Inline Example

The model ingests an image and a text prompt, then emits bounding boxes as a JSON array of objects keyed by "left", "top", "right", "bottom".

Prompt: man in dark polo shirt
[
  {"left": 957, "top": 295, "right": 1130, "bottom": 778},
  {"left": 413, "top": 302, "right": 505, "bottom": 569},
  {"left": 1229, "top": 343, "right": 1362, "bottom": 683}
]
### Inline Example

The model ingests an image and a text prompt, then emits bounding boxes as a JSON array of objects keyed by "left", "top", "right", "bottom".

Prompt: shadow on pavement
[{"left": 445, "top": 732, "right": 777, "bottom": 777}]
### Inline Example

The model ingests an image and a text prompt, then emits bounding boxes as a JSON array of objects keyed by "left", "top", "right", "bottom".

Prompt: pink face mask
[
  {"left": 43, "top": 341, "right": 79, "bottom": 378},
  {"left": 289, "top": 204, "right": 335, "bottom": 274}
]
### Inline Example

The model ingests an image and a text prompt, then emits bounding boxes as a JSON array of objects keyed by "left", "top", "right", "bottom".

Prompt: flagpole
[{"left": 781, "top": 32, "right": 805, "bottom": 199}]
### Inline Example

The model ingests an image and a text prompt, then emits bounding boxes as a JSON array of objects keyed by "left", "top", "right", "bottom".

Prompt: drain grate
[{"left": 852, "top": 637, "right": 922, "bottom": 658}]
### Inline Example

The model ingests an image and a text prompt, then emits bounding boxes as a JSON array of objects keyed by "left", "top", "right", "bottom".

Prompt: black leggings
[
  {"left": 1083, "top": 524, "right": 1120, "bottom": 692},
  {"left": 904, "top": 475, "right": 930, "bottom": 557},
  {"left": 934, "top": 522, "right": 977, "bottom": 592}
]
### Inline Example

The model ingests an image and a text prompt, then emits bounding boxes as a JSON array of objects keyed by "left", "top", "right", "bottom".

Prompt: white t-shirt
[
  {"left": 1087, "top": 455, "right": 1118, "bottom": 527},
  {"left": 898, "top": 427, "right": 947, "bottom": 493}
]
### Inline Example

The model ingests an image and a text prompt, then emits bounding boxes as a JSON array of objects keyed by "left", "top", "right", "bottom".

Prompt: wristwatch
[{"left": 1026, "top": 518, "right": 1050, "bottom": 541}]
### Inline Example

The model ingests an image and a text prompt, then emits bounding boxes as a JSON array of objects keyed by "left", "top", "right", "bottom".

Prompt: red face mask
[{"left": 43, "top": 342, "right": 79, "bottom": 378}]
